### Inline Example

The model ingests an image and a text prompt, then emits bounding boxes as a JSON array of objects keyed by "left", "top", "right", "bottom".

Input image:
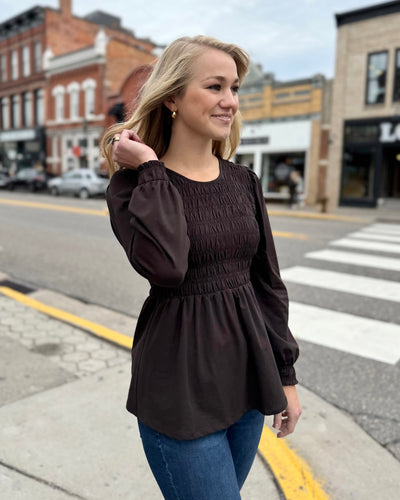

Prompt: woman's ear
[{"left": 163, "top": 96, "right": 176, "bottom": 113}]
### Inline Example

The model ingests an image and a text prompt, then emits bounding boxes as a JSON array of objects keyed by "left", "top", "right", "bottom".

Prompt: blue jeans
[{"left": 138, "top": 410, "right": 265, "bottom": 500}]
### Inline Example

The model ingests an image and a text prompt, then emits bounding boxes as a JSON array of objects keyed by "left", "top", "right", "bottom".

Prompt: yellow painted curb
[
  {"left": 1, "top": 285, "right": 329, "bottom": 499},
  {"left": 0, "top": 286, "right": 132, "bottom": 349},
  {"left": 268, "top": 209, "right": 367, "bottom": 224},
  {"left": 0, "top": 198, "right": 108, "bottom": 217},
  {"left": 258, "top": 426, "right": 329, "bottom": 499}
]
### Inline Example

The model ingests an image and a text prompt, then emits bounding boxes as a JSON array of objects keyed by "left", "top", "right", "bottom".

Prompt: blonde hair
[{"left": 100, "top": 35, "right": 249, "bottom": 176}]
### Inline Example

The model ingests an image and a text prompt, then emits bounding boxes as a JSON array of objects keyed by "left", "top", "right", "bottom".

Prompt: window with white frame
[
  {"left": 52, "top": 85, "right": 65, "bottom": 121},
  {"left": 23, "top": 92, "right": 32, "bottom": 127},
  {"left": 11, "top": 50, "right": 19, "bottom": 80},
  {"left": 1, "top": 54, "right": 7, "bottom": 82},
  {"left": 366, "top": 51, "right": 388, "bottom": 104},
  {"left": 67, "top": 82, "right": 80, "bottom": 119},
  {"left": 22, "top": 46, "right": 30, "bottom": 77},
  {"left": 1, "top": 97, "right": 10, "bottom": 129},
  {"left": 82, "top": 78, "right": 96, "bottom": 117},
  {"left": 11, "top": 94, "right": 20, "bottom": 128},
  {"left": 34, "top": 41, "right": 42, "bottom": 73},
  {"left": 34, "top": 89, "right": 44, "bottom": 125}
]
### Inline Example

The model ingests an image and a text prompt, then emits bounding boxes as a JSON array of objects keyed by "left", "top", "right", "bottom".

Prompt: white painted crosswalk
[
  {"left": 348, "top": 231, "right": 400, "bottom": 244},
  {"left": 282, "top": 266, "right": 400, "bottom": 302},
  {"left": 283, "top": 222, "right": 400, "bottom": 364},
  {"left": 305, "top": 249, "right": 400, "bottom": 271},
  {"left": 330, "top": 238, "right": 400, "bottom": 254},
  {"left": 288, "top": 302, "right": 400, "bottom": 364}
]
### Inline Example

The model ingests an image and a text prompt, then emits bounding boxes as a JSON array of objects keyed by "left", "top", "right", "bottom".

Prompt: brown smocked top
[{"left": 106, "top": 158, "right": 299, "bottom": 440}]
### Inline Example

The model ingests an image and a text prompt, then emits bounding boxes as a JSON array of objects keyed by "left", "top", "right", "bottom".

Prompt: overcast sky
[{"left": 1, "top": 0, "right": 391, "bottom": 81}]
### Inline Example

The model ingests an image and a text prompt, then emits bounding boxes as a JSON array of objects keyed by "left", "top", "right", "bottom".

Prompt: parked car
[
  {"left": 48, "top": 169, "right": 109, "bottom": 199},
  {"left": 7, "top": 168, "right": 48, "bottom": 192}
]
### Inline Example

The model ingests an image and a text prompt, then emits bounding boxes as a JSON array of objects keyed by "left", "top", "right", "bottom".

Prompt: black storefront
[
  {"left": 0, "top": 127, "right": 46, "bottom": 173},
  {"left": 340, "top": 117, "right": 400, "bottom": 207}
]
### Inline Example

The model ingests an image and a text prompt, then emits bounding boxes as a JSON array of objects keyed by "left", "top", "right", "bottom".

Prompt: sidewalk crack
[{"left": 0, "top": 460, "right": 87, "bottom": 499}]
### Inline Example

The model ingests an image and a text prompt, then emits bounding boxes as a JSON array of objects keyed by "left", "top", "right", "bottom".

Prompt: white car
[{"left": 48, "top": 169, "right": 109, "bottom": 199}]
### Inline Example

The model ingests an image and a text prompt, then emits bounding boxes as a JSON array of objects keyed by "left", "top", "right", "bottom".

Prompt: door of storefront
[
  {"left": 381, "top": 146, "right": 400, "bottom": 198},
  {"left": 340, "top": 117, "right": 400, "bottom": 207}
]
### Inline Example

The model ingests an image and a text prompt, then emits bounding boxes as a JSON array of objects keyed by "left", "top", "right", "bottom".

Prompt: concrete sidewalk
[
  {"left": 1, "top": 278, "right": 400, "bottom": 499},
  {"left": 266, "top": 197, "right": 400, "bottom": 224}
]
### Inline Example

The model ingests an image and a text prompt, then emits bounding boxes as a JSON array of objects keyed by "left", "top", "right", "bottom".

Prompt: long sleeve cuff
[
  {"left": 279, "top": 365, "right": 298, "bottom": 386},
  {"left": 137, "top": 161, "right": 168, "bottom": 184}
]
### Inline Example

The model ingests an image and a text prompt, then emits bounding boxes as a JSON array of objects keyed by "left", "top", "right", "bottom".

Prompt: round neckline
[{"left": 165, "top": 157, "right": 223, "bottom": 184}]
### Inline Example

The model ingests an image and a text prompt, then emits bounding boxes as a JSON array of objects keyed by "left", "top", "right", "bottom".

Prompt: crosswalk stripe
[
  {"left": 282, "top": 266, "right": 400, "bottom": 302},
  {"left": 361, "top": 224, "right": 400, "bottom": 236},
  {"left": 289, "top": 301, "right": 400, "bottom": 364},
  {"left": 330, "top": 238, "right": 400, "bottom": 254},
  {"left": 347, "top": 232, "right": 400, "bottom": 244},
  {"left": 306, "top": 249, "right": 400, "bottom": 272}
]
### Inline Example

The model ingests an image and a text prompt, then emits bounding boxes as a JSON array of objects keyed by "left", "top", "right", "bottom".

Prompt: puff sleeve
[
  {"left": 248, "top": 170, "right": 299, "bottom": 386},
  {"left": 106, "top": 161, "right": 190, "bottom": 287}
]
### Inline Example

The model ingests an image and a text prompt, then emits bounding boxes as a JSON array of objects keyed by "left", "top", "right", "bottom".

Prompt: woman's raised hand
[{"left": 112, "top": 129, "right": 158, "bottom": 169}]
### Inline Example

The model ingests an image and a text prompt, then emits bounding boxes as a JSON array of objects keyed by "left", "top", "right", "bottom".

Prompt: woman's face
[{"left": 172, "top": 48, "right": 240, "bottom": 142}]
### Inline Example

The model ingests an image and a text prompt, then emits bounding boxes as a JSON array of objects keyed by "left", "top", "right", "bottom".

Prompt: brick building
[
  {"left": 236, "top": 63, "right": 332, "bottom": 206},
  {"left": 329, "top": 1, "right": 400, "bottom": 208},
  {"left": 0, "top": 0, "right": 157, "bottom": 174}
]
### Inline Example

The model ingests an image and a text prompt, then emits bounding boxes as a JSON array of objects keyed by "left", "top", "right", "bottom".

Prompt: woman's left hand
[{"left": 273, "top": 385, "right": 302, "bottom": 438}]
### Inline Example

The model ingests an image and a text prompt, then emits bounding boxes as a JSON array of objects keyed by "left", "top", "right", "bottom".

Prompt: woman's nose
[{"left": 220, "top": 89, "right": 238, "bottom": 109}]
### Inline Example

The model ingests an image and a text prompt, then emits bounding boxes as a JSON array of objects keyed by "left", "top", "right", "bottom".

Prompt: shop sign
[
  {"left": 241, "top": 137, "right": 270, "bottom": 145},
  {"left": 0, "top": 129, "right": 36, "bottom": 142},
  {"left": 379, "top": 122, "right": 400, "bottom": 143}
]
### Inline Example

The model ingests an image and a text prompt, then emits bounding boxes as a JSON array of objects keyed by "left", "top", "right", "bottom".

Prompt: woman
[{"left": 101, "top": 35, "right": 301, "bottom": 499}]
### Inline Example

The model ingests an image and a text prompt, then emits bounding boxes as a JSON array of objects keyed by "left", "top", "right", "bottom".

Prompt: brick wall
[{"left": 104, "top": 38, "right": 156, "bottom": 95}]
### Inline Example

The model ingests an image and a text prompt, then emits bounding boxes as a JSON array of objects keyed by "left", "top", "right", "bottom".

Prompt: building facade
[
  {"left": 45, "top": 29, "right": 155, "bottom": 174},
  {"left": 236, "top": 64, "right": 332, "bottom": 205},
  {"left": 0, "top": 0, "right": 157, "bottom": 174},
  {"left": 329, "top": 1, "right": 400, "bottom": 208}
]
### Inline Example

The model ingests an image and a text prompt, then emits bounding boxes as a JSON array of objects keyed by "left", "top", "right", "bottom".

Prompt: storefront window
[
  {"left": 235, "top": 153, "right": 254, "bottom": 170},
  {"left": 262, "top": 153, "right": 305, "bottom": 196},
  {"left": 366, "top": 52, "right": 388, "bottom": 104},
  {"left": 341, "top": 146, "right": 375, "bottom": 201}
]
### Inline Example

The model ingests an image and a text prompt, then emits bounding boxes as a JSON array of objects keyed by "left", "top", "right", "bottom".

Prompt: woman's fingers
[{"left": 273, "top": 412, "right": 282, "bottom": 430}]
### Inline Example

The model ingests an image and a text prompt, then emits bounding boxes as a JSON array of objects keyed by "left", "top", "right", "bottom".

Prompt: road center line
[
  {"left": 0, "top": 198, "right": 307, "bottom": 239},
  {"left": 0, "top": 198, "right": 108, "bottom": 217}
]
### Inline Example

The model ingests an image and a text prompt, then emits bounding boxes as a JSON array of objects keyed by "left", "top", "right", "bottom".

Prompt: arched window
[
  {"left": 23, "top": 92, "right": 32, "bottom": 127},
  {"left": 11, "top": 94, "right": 20, "bottom": 128},
  {"left": 67, "top": 82, "right": 80, "bottom": 119},
  {"left": 1, "top": 97, "right": 10, "bottom": 129},
  {"left": 34, "top": 89, "right": 44, "bottom": 125},
  {"left": 82, "top": 78, "right": 96, "bottom": 117},
  {"left": 52, "top": 85, "right": 65, "bottom": 121}
]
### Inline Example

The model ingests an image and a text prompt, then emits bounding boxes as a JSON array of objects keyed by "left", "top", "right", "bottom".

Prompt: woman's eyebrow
[{"left": 201, "top": 76, "right": 240, "bottom": 84}]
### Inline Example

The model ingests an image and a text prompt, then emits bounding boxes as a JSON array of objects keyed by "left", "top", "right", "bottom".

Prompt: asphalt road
[{"left": 1, "top": 189, "right": 399, "bottom": 461}]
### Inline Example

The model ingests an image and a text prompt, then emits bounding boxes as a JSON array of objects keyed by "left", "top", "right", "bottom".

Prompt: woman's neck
[{"left": 161, "top": 133, "right": 219, "bottom": 179}]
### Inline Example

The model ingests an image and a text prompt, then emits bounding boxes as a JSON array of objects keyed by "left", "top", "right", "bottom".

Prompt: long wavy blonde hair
[{"left": 100, "top": 35, "right": 249, "bottom": 176}]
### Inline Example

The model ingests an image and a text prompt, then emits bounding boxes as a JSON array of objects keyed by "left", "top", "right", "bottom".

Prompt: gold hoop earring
[{"left": 171, "top": 111, "right": 177, "bottom": 119}]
